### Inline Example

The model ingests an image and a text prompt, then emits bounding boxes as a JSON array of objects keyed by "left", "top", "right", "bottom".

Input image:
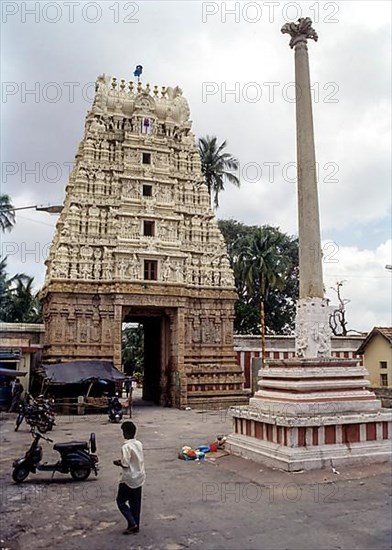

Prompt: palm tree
[
  {"left": 198, "top": 136, "right": 240, "bottom": 208},
  {"left": 239, "top": 228, "right": 290, "bottom": 369},
  {"left": 0, "top": 194, "right": 16, "bottom": 232},
  {"left": 3, "top": 272, "right": 42, "bottom": 322},
  {"left": 0, "top": 258, "right": 10, "bottom": 320}
]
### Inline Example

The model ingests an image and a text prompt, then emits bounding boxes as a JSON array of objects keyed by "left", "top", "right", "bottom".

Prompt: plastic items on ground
[{"left": 178, "top": 436, "right": 226, "bottom": 461}]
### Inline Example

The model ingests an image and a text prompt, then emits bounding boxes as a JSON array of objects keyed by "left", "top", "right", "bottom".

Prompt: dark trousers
[
  {"left": 8, "top": 395, "right": 21, "bottom": 413},
  {"left": 116, "top": 483, "right": 142, "bottom": 528}
]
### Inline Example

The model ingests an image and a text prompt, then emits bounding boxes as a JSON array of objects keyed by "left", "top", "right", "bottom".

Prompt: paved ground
[{"left": 0, "top": 395, "right": 391, "bottom": 550}]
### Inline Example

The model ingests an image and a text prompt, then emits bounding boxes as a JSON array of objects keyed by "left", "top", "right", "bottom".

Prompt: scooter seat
[{"left": 53, "top": 441, "right": 88, "bottom": 452}]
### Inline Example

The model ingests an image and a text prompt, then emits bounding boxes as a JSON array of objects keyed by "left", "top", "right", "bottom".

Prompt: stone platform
[{"left": 227, "top": 358, "right": 392, "bottom": 471}]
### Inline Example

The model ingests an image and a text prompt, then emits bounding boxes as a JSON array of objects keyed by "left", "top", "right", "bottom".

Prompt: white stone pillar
[
  {"left": 359, "top": 423, "right": 367, "bottom": 442},
  {"left": 272, "top": 424, "right": 277, "bottom": 443},
  {"left": 335, "top": 425, "right": 343, "bottom": 444},
  {"left": 294, "top": 39, "right": 323, "bottom": 300},
  {"left": 318, "top": 426, "right": 325, "bottom": 445},
  {"left": 282, "top": 18, "right": 332, "bottom": 359},
  {"left": 376, "top": 422, "right": 383, "bottom": 441},
  {"left": 305, "top": 427, "right": 313, "bottom": 446}
]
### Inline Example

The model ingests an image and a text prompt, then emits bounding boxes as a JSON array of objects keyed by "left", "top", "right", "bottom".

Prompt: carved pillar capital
[{"left": 281, "top": 17, "right": 318, "bottom": 49}]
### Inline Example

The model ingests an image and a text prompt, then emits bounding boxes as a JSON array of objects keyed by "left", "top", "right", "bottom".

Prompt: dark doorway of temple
[
  {"left": 142, "top": 317, "right": 161, "bottom": 403},
  {"left": 122, "top": 309, "right": 171, "bottom": 406}
]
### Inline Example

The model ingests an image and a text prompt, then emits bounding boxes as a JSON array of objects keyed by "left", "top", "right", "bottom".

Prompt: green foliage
[
  {"left": 234, "top": 301, "right": 262, "bottom": 334},
  {"left": 198, "top": 136, "right": 240, "bottom": 208},
  {"left": 0, "top": 194, "right": 15, "bottom": 232},
  {"left": 0, "top": 258, "right": 9, "bottom": 318},
  {"left": 0, "top": 196, "right": 41, "bottom": 323},
  {"left": 218, "top": 219, "right": 299, "bottom": 335},
  {"left": 132, "top": 372, "right": 144, "bottom": 386},
  {"left": 122, "top": 324, "right": 144, "bottom": 375},
  {"left": 0, "top": 259, "right": 42, "bottom": 323}
]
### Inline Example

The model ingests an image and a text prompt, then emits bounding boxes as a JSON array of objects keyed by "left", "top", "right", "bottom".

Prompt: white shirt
[{"left": 120, "top": 439, "right": 146, "bottom": 489}]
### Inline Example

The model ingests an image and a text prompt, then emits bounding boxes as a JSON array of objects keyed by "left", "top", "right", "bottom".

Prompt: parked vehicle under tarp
[{"left": 36, "top": 360, "right": 127, "bottom": 400}]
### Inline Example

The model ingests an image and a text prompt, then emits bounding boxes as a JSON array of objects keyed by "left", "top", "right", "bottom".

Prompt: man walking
[
  {"left": 124, "top": 378, "right": 132, "bottom": 398},
  {"left": 114, "top": 421, "right": 145, "bottom": 535},
  {"left": 8, "top": 378, "right": 23, "bottom": 413}
]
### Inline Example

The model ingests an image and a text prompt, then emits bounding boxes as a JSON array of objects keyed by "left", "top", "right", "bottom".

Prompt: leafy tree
[
  {"left": 198, "top": 136, "right": 240, "bottom": 208},
  {"left": 0, "top": 259, "right": 42, "bottom": 322},
  {"left": 218, "top": 219, "right": 256, "bottom": 258},
  {"left": 4, "top": 273, "right": 42, "bottom": 322},
  {"left": 263, "top": 234, "right": 298, "bottom": 335},
  {"left": 0, "top": 258, "right": 10, "bottom": 319},
  {"left": 234, "top": 301, "right": 261, "bottom": 335},
  {"left": 122, "top": 324, "right": 144, "bottom": 375},
  {"left": 218, "top": 219, "right": 299, "bottom": 336},
  {"left": 0, "top": 195, "right": 42, "bottom": 323},
  {"left": 0, "top": 194, "right": 16, "bottom": 232},
  {"left": 239, "top": 228, "right": 291, "bottom": 361}
]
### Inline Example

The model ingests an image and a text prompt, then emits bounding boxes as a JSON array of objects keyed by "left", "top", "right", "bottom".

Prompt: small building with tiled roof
[{"left": 356, "top": 327, "right": 392, "bottom": 388}]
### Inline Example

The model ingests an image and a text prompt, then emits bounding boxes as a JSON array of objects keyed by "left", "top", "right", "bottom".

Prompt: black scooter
[
  {"left": 108, "top": 395, "right": 123, "bottom": 423},
  {"left": 12, "top": 431, "right": 99, "bottom": 483}
]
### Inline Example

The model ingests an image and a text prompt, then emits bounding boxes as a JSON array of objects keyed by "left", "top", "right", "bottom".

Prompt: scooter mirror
[{"left": 90, "top": 433, "right": 97, "bottom": 454}]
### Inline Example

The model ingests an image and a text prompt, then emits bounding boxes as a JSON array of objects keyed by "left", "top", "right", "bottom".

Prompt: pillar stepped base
[{"left": 227, "top": 358, "right": 392, "bottom": 470}]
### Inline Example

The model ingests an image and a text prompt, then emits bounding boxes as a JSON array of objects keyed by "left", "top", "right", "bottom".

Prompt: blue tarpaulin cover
[{"left": 41, "top": 361, "right": 126, "bottom": 384}]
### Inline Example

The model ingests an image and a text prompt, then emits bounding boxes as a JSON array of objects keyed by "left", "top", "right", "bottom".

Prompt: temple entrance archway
[{"left": 122, "top": 306, "right": 175, "bottom": 406}]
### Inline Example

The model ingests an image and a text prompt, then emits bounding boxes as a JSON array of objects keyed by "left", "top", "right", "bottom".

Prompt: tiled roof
[
  {"left": 356, "top": 326, "right": 392, "bottom": 354},
  {"left": 375, "top": 327, "right": 392, "bottom": 344}
]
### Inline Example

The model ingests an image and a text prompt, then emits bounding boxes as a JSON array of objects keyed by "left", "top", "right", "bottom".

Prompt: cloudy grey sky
[{"left": 1, "top": 0, "right": 391, "bottom": 331}]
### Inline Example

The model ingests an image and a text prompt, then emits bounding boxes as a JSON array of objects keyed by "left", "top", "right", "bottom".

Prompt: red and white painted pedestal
[{"left": 227, "top": 358, "right": 392, "bottom": 471}]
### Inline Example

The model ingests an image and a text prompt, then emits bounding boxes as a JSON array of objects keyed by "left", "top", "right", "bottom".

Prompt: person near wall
[
  {"left": 8, "top": 378, "right": 24, "bottom": 413},
  {"left": 124, "top": 378, "right": 132, "bottom": 398}
]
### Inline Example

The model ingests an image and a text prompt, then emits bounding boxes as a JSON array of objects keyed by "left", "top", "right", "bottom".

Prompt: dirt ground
[{"left": 0, "top": 394, "right": 391, "bottom": 550}]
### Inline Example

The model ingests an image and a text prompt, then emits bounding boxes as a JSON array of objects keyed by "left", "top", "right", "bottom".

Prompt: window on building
[
  {"left": 380, "top": 373, "right": 388, "bottom": 387},
  {"left": 143, "top": 221, "right": 155, "bottom": 237},
  {"left": 144, "top": 260, "right": 157, "bottom": 281},
  {"left": 142, "top": 152, "right": 151, "bottom": 165},
  {"left": 380, "top": 361, "right": 388, "bottom": 369},
  {"left": 143, "top": 185, "right": 153, "bottom": 197}
]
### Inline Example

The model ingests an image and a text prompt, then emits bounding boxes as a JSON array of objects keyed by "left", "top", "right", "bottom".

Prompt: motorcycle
[
  {"left": 36, "top": 396, "right": 56, "bottom": 431},
  {"left": 15, "top": 394, "right": 56, "bottom": 433},
  {"left": 108, "top": 395, "right": 123, "bottom": 423},
  {"left": 12, "top": 431, "right": 99, "bottom": 483}
]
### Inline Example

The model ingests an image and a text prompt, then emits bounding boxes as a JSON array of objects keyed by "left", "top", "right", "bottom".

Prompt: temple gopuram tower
[{"left": 41, "top": 75, "right": 247, "bottom": 409}]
